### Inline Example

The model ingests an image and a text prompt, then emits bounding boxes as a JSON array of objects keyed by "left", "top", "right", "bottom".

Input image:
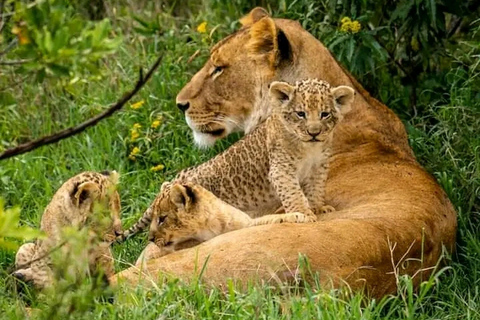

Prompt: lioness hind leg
[
  {"left": 252, "top": 212, "right": 316, "bottom": 225},
  {"left": 15, "top": 243, "right": 36, "bottom": 270}
]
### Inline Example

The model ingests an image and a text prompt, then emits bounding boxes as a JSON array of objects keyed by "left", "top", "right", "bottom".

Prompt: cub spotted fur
[
  {"left": 14, "top": 171, "right": 122, "bottom": 289},
  {"left": 119, "top": 79, "right": 354, "bottom": 242},
  {"left": 135, "top": 182, "right": 309, "bottom": 266}
]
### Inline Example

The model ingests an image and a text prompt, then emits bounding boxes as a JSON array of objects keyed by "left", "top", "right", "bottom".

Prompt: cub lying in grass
[
  {"left": 135, "top": 182, "right": 310, "bottom": 266},
  {"left": 14, "top": 171, "right": 122, "bottom": 289},
  {"left": 119, "top": 79, "right": 355, "bottom": 244}
]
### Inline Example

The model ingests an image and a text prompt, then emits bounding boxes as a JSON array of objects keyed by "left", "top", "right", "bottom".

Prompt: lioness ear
[
  {"left": 170, "top": 184, "right": 196, "bottom": 211},
  {"left": 239, "top": 7, "right": 269, "bottom": 26},
  {"left": 73, "top": 182, "right": 100, "bottom": 207},
  {"left": 247, "top": 17, "right": 292, "bottom": 68},
  {"left": 331, "top": 86, "right": 355, "bottom": 114},
  {"left": 269, "top": 81, "right": 295, "bottom": 105}
]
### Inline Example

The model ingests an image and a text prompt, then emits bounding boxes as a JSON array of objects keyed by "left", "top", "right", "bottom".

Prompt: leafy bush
[
  {"left": 1, "top": 0, "right": 121, "bottom": 82},
  {"left": 0, "top": 199, "right": 41, "bottom": 251}
]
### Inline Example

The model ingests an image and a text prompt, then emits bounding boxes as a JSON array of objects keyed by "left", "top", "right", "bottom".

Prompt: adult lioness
[{"left": 113, "top": 8, "right": 456, "bottom": 298}]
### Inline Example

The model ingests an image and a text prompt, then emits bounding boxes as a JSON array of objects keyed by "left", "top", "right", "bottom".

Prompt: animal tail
[{"left": 115, "top": 206, "right": 153, "bottom": 243}]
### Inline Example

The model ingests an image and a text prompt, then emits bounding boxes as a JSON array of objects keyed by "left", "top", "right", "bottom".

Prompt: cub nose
[
  {"left": 307, "top": 129, "right": 321, "bottom": 137},
  {"left": 176, "top": 101, "right": 190, "bottom": 113}
]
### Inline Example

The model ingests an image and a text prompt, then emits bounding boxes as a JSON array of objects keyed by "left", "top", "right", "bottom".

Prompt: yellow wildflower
[
  {"left": 350, "top": 21, "right": 361, "bottom": 33},
  {"left": 128, "top": 147, "right": 140, "bottom": 160},
  {"left": 130, "top": 130, "right": 140, "bottom": 141},
  {"left": 130, "top": 100, "right": 145, "bottom": 109},
  {"left": 133, "top": 123, "right": 142, "bottom": 129},
  {"left": 339, "top": 17, "right": 361, "bottom": 33},
  {"left": 410, "top": 37, "right": 419, "bottom": 51},
  {"left": 12, "top": 24, "right": 30, "bottom": 45},
  {"left": 197, "top": 21, "right": 207, "bottom": 33},
  {"left": 150, "top": 164, "right": 165, "bottom": 172},
  {"left": 151, "top": 120, "right": 161, "bottom": 129},
  {"left": 131, "top": 147, "right": 140, "bottom": 155},
  {"left": 340, "top": 21, "right": 351, "bottom": 32}
]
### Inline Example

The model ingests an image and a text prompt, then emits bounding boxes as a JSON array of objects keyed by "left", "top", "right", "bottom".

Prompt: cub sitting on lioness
[
  {"left": 14, "top": 171, "right": 122, "bottom": 289},
  {"left": 119, "top": 79, "right": 355, "bottom": 242}
]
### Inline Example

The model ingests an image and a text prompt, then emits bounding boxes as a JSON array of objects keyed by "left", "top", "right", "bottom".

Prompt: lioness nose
[{"left": 177, "top": 101, "right": 190, "bottom": 113}]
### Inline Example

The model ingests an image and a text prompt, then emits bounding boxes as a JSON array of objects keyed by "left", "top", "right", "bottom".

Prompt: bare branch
[
  {"left": 0, "top": 54, "right": 163, "bottom": 161},
  {"left": 9, "top": 240, "right": 68, "bottom": 273},
  {"left": 0, "top": 58, "right": 33, "bottom": 65}
]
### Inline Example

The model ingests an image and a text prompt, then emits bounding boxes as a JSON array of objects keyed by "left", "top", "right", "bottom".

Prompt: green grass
[{"left": 0, "top": 1, "right": 479, "bottom": 319}]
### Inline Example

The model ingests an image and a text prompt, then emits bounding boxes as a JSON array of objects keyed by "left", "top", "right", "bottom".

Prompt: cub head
[
  {"left": 269, "top": 79, "right": 354, "bottom": 142},
  {"left": 147, "top": 182, "right": 226, "bottom": 250},
  {"left": 50, "top": 171, "right": 123, "bottom": 241},
  {"left": 176, "top": 7, "right": 294, "bottom": 147}
]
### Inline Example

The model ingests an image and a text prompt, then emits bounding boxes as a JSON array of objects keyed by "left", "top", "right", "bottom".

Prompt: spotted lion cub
[
  {"left": 134, "top": 182, "right": 310, "bottom": 266},
  {"left": 14, "top": 171, "right": 122, "bottom": 289},
  {"left": 118, "top": 79, "right": 354, "bottom": 242}
]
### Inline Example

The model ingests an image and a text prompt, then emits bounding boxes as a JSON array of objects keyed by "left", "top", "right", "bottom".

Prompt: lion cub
[
  {"left": 119, "top": 79, "right": 355, "bottom": 241},
  {"left": 135, "top": 182, "right": 310, "bottom": 266},
  {"left": 14, "top": 171, "right": 122, "bottom": 289}
]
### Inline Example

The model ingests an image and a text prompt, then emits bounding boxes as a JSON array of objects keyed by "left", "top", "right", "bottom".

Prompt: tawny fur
[
  {"left": 111, "top": 8, "right": 456, "bottom": 299},
  {"left": 134, "top": 182, "right": 309, "bottom": 268},
  {"left": 119, "top": 79, "right": 354, "bottom": 241},
  {"left": 14, "top": 171, "right": 122, "bottom": 289}
]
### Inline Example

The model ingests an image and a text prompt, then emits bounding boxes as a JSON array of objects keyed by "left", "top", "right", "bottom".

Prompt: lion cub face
[
  {"left": 269, "top": 79, "right": 354, "bottom": 143},
  {"left": 147, "top": 182, "right": 222, "bottom": 250}
]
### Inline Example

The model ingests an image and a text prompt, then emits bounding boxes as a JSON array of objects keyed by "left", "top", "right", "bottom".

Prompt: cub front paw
[{"left": 283, "top": 212, "right": 317, "bottom": 223}]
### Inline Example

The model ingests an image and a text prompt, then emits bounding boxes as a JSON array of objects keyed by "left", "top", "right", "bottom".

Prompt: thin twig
[
  {"left": 8, "top": 240, "right": 68, "bottom": 273},
  {"left": 0, "top": 58, "right": 33, "bottom": 65},
  {"left": 0, "top": 54, "right": 163, "bottom": 161},
  {"left": 0, "top": 38, "right": 17, "bottom": 56}
]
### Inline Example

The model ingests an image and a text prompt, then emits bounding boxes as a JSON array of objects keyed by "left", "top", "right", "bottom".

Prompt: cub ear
[
  {"left": 160, "top": 181, "right": 171, "bottom": 192},
  {"left": 331, "top": 85, "right": 355, "bottom": 114},
  {"left": 269, "top": 81, "right": 295, "bottom": 105},
  {"left": 239, "top": 7, "right": 270, "bottom": 26},
  {"left": 246, "top": 16, "right": 291, "bottom": 68},
  {"left": 73, "top": 182, "right": 100, "bottom": 207},
  {"left": 170, "top": 183, "right": 196, "bottom": 211}
]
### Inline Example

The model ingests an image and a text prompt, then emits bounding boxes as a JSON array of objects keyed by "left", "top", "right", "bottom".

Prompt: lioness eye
[
  {"left": 296, "top": 111, "right": 306, "bottom": 119},
  {"left": 212, "top": 66, "right": 224, "bottom": 76},
  {"left": 320, "top": 112, "right": 331, "bottom": 119}
]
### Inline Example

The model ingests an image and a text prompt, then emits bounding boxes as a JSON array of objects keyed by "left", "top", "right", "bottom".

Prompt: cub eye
[
  {"left": 296, "top": 111, "right": 306, "bottom": 119},
  {"left": 212, "top": 66, "right": 224, "bottom": 77},
  {"left": 320, "top": 112, "right": 331, "bottom": 119},
  {"left": 158, "top": 215, "right": 167, "bottom": 225}
]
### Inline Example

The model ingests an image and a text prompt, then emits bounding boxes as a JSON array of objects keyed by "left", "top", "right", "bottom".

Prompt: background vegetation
[{"left": 0, "top": 0, "right": 478, "bottom": 318}]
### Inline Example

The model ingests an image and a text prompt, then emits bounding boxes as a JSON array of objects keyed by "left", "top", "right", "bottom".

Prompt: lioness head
[
  {"left": 269, "top": 79, "right": 354, "bottom": 142},
  {"left": 176, "top": 7, "right": 294, "bottom": 147}
]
